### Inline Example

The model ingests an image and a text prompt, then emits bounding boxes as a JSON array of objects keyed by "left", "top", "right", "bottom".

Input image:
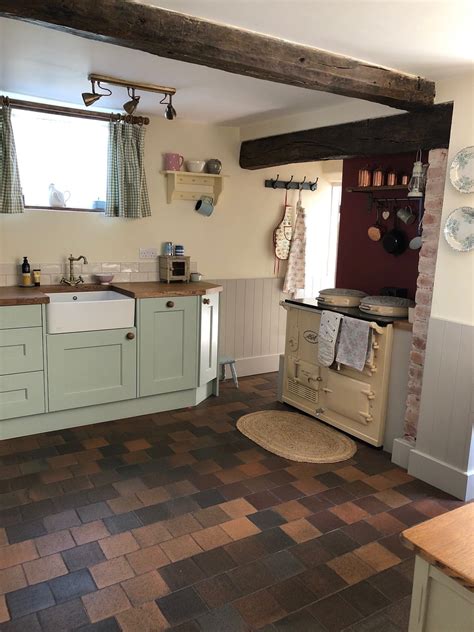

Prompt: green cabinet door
[
  {"left": 47, "top": 328, "right": 137, "bottom": 411},
  {"left": 0, "top": 372, "right": 45, "bottom": 420},
  {"left": 139, "top": 297, "right": 198, "bottom": 397}
]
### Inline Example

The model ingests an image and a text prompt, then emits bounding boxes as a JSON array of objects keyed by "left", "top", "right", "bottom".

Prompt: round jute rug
[{"left": 237, "top": 410, "right": 356, "bottom": 463}]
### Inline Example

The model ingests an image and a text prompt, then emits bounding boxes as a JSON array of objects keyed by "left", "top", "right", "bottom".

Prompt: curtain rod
[{"left": 1, "top": 96, "right": 150, "bottom": 125}]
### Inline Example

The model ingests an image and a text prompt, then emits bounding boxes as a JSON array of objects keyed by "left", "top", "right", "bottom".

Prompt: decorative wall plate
[
  {"left": 449, "top": 146, "right": 474, "bottom": 193},
  {"left": 444, "top": 206, "right": 474, "bottom": 252}
]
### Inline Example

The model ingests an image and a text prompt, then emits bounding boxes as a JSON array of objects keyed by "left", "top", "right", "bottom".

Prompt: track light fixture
[
  {"left": 82, "top": 74, "right": 177, "bottom": 119},
  {"left": 81, "top": 80, "right": 112, "bottom": 107},
  {"left": 123, "top": 87, "right": 140, "bottom": 115}
]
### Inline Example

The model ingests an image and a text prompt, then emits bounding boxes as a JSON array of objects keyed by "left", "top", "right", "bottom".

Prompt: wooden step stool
[{"left": 218, "top": 356, "right": 239, "bottom": 389}]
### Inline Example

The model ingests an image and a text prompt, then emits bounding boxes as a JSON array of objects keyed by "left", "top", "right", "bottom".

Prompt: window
[
  {"left": 303, "top": 184, "right": 341, "bottom": 297},
  {"left": 12, "top": 109, "right": 108, "bottom": 211}
]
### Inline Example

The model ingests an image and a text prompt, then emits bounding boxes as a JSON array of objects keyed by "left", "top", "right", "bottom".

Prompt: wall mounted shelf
[
  {"left": 162, "top": 171, "right": 226, "bottom": 204},
  {"left": 346, "top": 184, "right": 424, "bottom": 212}
]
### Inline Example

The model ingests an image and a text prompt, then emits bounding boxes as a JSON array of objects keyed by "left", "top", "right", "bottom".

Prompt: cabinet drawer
[
  {"left": 0, "top": 328, "right": 43, "bottom": 375},
  {"left": 0, "top": 305, "right": 42, "bottom": 329},
  {"left": 0, "top": 371, "right": 45, "bottom": 420},
  {"left": 176, "top": 174, "right": 213, "bottom": 186}
]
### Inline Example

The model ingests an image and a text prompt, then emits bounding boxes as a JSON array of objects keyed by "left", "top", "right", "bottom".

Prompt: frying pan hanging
[{"left": 382, "top": 210, "right": 408, "bottom": 255}]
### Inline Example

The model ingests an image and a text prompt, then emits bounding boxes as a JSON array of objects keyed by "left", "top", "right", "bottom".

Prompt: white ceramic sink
[{"left": 46, "top": 291, "right": 135, "bottom": 334}]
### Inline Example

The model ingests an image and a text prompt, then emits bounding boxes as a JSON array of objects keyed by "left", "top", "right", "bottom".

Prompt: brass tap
[{"left": 60, "top": 254, "right": 88, "bottom": 286}]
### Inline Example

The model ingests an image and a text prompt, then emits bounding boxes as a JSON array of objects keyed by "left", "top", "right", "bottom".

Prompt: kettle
[{"left": 49, "top": 183, "right": 71, "bottom": 208}]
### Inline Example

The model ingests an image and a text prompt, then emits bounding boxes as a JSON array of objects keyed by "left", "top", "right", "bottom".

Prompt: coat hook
[
  {"left": 309, "top": 177, "right": 318, "bottom": 191},
  {"left": 299, "top": 176, "right": 306, "bottom": 190},
  {"left": 272, "top": 174, "right": 280, "bottom": 189},
  {"left": 286, "top": 175, "right": 294, "bottom": 190}
]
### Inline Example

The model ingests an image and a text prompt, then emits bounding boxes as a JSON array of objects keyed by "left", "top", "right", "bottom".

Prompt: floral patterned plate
[
  {"left": 449, "top": 146, "right": 474, "bottom": 193},
  {"left": 444, "top": 207, "right": 474, "bottom": 252}
]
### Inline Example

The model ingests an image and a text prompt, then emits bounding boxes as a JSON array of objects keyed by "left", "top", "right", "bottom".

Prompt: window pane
[{"left": 12, "top": 109, "right": 108, "bottom": 209}]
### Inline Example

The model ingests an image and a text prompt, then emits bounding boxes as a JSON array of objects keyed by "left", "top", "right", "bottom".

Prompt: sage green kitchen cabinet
[
  {"left": 199, "top": 293, "right": 219, "bottom": 386},
  {"left": 47, "top": 328, "right": 137, "bottom": 411},
  {"left": 0, "top": 328, "right": 44, "bottom": 375},
  {"left": 139, "top": 297, "right": 198, "bottom": 396},
  {"left": 0, "top": 372, "right": 45, "bottom": 421}
]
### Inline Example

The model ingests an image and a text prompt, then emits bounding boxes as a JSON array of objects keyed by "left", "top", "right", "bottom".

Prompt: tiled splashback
[{"left": 0, "top": 260, "right": 198, "bottom": 286}]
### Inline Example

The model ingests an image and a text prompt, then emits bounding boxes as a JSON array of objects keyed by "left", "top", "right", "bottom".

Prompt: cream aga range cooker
[{"left": 282, "top": 298, "right": 400, "bottom": 447}]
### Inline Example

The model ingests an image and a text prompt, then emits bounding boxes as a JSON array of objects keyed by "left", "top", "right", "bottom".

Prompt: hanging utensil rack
[
  {"left": 345, "top": 185, "right": 424, "bottom": 213},
  {"left": 265, "top": 174, "right": 318, "bottom": 191}
]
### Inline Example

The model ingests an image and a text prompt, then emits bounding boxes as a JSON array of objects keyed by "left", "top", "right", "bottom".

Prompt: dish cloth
[
  {"left": 336, "top": 316, "right": 371, "bottom": 371},
  {"left": 318, "top": 310, "right": 343, "bottom": 367}
]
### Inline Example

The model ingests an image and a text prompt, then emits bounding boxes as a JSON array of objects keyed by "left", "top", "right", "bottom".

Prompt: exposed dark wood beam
[
  {"left": 0, "top": 0, "right": 435, "bottom": 111},
  {"left": 240, "top": 102, "right": 453, "bottom": 170}
]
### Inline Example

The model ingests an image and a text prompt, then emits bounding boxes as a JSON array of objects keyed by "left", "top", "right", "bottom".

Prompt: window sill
[{"left": 25, "top": 206, "right": 105, "bottom": 213}]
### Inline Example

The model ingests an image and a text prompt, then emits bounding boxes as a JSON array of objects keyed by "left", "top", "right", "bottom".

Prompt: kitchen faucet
[{"left": 61, "top": 254, "right": 88, "bottom": 286}]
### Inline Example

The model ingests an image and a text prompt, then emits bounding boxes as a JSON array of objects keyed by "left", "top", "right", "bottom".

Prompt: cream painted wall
[
  {"left": 0, "top": 116, "right": 338, "bottom": 280},
  {"left": 430, "top": 74, "right": 474, "bottom": 325}
]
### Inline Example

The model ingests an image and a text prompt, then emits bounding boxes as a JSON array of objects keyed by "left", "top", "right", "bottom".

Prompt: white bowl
[
  {"left": 185, "top": 160, "right": 206, "bottom": 173},
  {"left": 95, "top": 274, "right": 114, "bottom": 285}
]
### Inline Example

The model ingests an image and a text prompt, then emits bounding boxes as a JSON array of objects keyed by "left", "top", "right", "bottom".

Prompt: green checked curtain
[
  {"left": 0, "top": 100, "right": 24, "bottom": 214},
  {"left": 106, "top": 119, "right": 151, "bottom": 218}
]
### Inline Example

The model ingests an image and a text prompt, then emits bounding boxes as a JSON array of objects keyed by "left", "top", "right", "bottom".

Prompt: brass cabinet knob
[
  {"left": 126, "top": 332, "right": 135, "bottom": 340},
  {"left": 203, "top": 298, "right": 210, "bottom": 305},
  {"left": 166, "top": 301, "right": 175, "bottom": 308}
]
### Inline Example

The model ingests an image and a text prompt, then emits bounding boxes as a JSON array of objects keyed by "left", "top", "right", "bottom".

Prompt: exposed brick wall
[{"left": 403, "top": 148, "right": 448, "bottom": 440}]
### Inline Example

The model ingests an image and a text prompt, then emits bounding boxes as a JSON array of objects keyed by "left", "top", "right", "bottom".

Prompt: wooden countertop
[
  {"left": 402, "top": 503, "right": 474, "bottom": 590},
  {"left": 0, "top": 286, "right": 49, "bottom": 306},
  {"left": 0, "top": 282, "right": 222, "bottom": 306}
]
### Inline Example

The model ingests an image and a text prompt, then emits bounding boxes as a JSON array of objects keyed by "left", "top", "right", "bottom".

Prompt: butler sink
[{"left": 46, "top": 291, "right": 135, "bottom": 334}]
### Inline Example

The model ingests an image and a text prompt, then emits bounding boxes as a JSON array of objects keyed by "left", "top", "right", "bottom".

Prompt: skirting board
[
  {"left": 0, "top": 382, "right": 215, "bottom": 440},
  {"left": 392, "top": 437, "right": 415, "bottom": 470},
  {"left": 408, "top": 448, "right": 474, "bottom": 501},
  {"left": 222, "top": 354, "right": 280, "bottom": 379}
]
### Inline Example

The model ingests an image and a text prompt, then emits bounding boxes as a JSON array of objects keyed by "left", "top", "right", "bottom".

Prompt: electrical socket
[{"left": 139, "top": 247, "right": 158, "bottom": 259}]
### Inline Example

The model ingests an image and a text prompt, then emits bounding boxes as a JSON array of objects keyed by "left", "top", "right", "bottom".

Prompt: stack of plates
[
  {"left": 359, "top": 296, "right": 415, "bottom": 317},
  {"left": 317, "top": 288, "right": 367, "bottom": 307}
]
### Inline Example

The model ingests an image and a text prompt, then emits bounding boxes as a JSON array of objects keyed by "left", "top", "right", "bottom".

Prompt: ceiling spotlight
[
  {"left": 123, "top": 87, "right": 140, "bottom": 114},
  {"left": 162, "top": 94, "right": 177, "bottom": 120},
  {"left": 82, "top": 81, "right": 111, "bottom": 107}
]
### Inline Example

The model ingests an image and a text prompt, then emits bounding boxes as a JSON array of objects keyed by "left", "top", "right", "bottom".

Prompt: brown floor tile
[
  {"left": 383, "top": 468, "right": 415, "bottom": 484},
  {"left": 246, "top": 491, "right": 279, "bottom": 511},
  {"left": 126, "top": 544, "right": 169, "bottom": 574},
  {"left": 353, "top": 542, "right": 401, "bottom": 572},
  {"left": 71, "top": 520, "right": 110, "bottom": 546},
  {"left": 374, "top": 489, "right": 411, "bottom": 509},
  {"left": 365, "top": 513, "right": 406, "bottom": 535},
  {"left": 107, "top": 495, "right": 143, "bottom": 515},
  {"left": 99, "top": 532, "right": 140, "bottom": 559},
  {"left": 309, "top": 592, "right": 362, "bottom": 631},
  {"left": 195, "top": 573, "right": 240, "bottom": 608},
  {"left": 0, "top": 565, "right": 27, "bottom": 595},
  {"left": 292, "top": 539, "right": 332, "bottom": 568},
  {"left": 0, "top": 528, "right": 7, "bottom": 547},
  {"left": 132, "top": 523, "right": 172, "bottom": 548},
  {"left": 235, "top": 589, "right": 286, "bottom": 629},
  {"left": 220, "top": 498, "right": 257, "bottom": 519},
  {"left": 43, "top": 509, "right": 81, "bottom": 532},
  {"left": 221, "top": 517, "right": 261, "bottom": 541},
  {"left": 238, "top": 462, "right": 269, "bottom": 477},
  {"left": 113, "top": 478, "right": 148, "bottom": 497},
  {"left": 0, "top": 540, "right": 38, "bottom": 570},
  {"left": 165, "top": 515, "right": 202, "bottom": 537},
  {"left": 330, "top": 502, "right": 370, "bottom": 525},
  {"left": 269, "top": 576, "right": 317, "bottom": 613},
  {"left": 308, "top": 510, "right": 346, "bottom": 533},
  {"left": 23, "top": 553, "right": 68, "bottom": 585},
  {"left": 364, "top": 474, "right": 396, "bottom": 491},
  {"left": 82, "top": 438, "right": 108, "bottom": 450},
  {"left": 327, "top": 552, "right": 376, "bottom": 584},
  {"left": 191, "top": 525, "right": 232, "bottom": 551},
  {"left": 411, "top": 498, "right": 447, "bottom": 518},
  {"left": 136, "top": 487, "right": 171, "bottom": 507},
  {"left": 354, "top": 496, "right": 391, "bottom": 515},
  {"left": 161, "top": 535, "right": 203, "bottom": 562},
  {"left": 0, "top": 594, "right": 9, "bottom": 624},
  {"left": 82, "top": 584, "right": 131, "bottom": 623},
  {"left": 116, "top": 601, "right": 169, "bottom": 632},
  {"left": 35, "top": 530, "right": 75, "bottom": 557},
  {"left": 90, "top": 556, "right": 135, "bottom": 588},
  {"left": 336, "top": 466, "right": 366, "bottom": 482},
  {"left": 274, "top": 500, "right": 312, "bottom": 522},
  {"left": 124, "top": 439, "right": 151, "bottom": 452},
  {"left": 281, "top": 518, "right": 321, "bottom": 543},
  {"left": 341, "top": 520, "right": 382, "bottom": 546},
  {"left": 228, "top": 560, "right": 274, "bottom": 595},
  {"left": 40, "top": 468, "right": 73, "bottom": 485},
  {"left": 121, "top": 570, "right": 170, "bottom": 605},
  {"left": 194, "top": 506, "right": 230, "bottom": 528}
]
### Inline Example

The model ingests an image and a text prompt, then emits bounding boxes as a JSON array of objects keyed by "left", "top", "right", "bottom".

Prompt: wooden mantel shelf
[{"left": 161, "top": 171, "right": 227, "bottom": 204}]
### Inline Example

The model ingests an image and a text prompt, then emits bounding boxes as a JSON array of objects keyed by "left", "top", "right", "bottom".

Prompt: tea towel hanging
[
  {"left": 273, "top": 190, "right": 293, "bottom": 275},
  {"left": 336, "top": 316, "right": 372, "bottom": 371},
  {"left": 283, "top": 189, "right": 306, "bottom": 296}
]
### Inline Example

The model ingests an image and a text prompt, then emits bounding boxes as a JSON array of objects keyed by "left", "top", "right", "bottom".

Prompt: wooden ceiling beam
[
  {"left": 239, "top": 102, "right": 453, "bottom": 170},
  {"left": 0, "top": 0, "right": 435, "bottom": 111}
]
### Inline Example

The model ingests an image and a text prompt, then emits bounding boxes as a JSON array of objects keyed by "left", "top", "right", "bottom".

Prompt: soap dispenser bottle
[{"left": 21, "top": 257, "right": 32, "bottom": 286}]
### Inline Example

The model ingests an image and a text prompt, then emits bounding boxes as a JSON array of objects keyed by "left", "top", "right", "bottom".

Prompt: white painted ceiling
[{"left": 0, "top": 0, "right": 472, "bottom": 125}]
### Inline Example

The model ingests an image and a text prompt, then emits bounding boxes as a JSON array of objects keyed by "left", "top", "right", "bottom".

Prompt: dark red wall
[{"left": 336, "top": 152, "right": 427, "bottom": 299}]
